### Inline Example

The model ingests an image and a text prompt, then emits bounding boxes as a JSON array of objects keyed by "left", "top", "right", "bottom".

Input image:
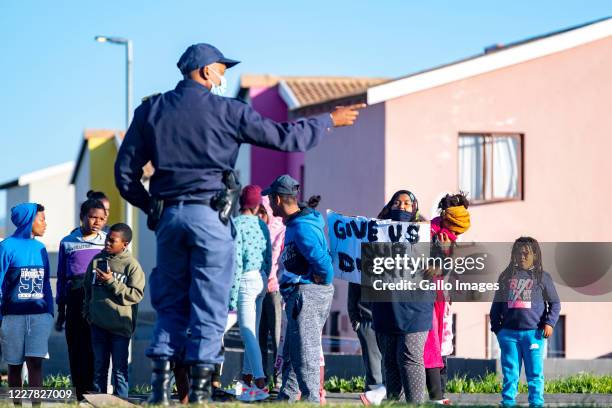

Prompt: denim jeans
[
  {"left": 238, "top": 270, "right": 266, "bottom": 379},
  {"left": 258, "top": 290, "right": 282, "bottom": 382},
  {"left": 496, "top": 328, "right": 545, "bottom": 407},
  {"left": 90, "top": 324, "right": 130, "bottom": 398}
]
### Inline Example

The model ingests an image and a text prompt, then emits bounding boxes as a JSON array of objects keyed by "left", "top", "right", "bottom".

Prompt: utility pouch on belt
[
  {"left": 147, "top": 197, "right": 164, "bottom": 231},
  {"left": 211, "top": 170, "right": 241, "bottom": 225}
]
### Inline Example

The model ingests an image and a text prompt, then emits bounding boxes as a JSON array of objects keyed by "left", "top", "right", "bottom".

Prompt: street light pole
[
  {"left": 126, "top": 39, "right": 133, "bottom": 126},
  {"left": 124, "top": 40, "right": 134, "bottom": 230},
  {"left": 95, "top": 35, "right": 134, "bottom": 229}
]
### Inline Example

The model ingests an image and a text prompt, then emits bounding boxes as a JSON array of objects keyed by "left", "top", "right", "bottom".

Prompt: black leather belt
[{"left": 164, "top": 199, "right": 211, "bottom": 207}]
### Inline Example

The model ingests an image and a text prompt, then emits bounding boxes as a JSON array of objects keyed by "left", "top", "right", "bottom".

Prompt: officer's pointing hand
[{"left": 331, "top": 103, "right": 367, "bottom": 127}]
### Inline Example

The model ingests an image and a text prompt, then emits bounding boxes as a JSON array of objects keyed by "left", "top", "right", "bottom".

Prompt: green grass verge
[
  {"left": 4, "top": 372, "right": 611, "bottom": 395},
  {"left": 325, "top": 373, "right": 612, "bottom": 394},
  {"left": 447, "top": 372, "right": 612, "bottom": 394}
]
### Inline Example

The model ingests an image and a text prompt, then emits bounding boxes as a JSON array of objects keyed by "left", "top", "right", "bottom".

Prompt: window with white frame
[{"left": 459, "top": 133, "right": 523, "bottom": 203}]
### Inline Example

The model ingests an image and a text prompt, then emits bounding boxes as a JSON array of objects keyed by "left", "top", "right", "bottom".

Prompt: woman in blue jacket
[{"left": 371, "top": 190, "right": 433, "bottom": 404}]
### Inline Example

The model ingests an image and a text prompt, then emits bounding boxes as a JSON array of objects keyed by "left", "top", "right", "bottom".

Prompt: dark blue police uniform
[{"left": 114, "top": 43, "right": 332, "bottom": 402}]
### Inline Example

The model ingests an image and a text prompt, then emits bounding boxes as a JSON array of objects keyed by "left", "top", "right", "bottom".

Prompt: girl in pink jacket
[{"left": 424, "top": 193, "right": 470, "bottom": 405}]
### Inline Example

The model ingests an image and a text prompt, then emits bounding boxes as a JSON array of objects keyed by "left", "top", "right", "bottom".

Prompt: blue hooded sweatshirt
[
  {"left": 0, "top": 203, "right": 54, "bottom": 316},
  {"left": 278, "top": 208, "right": 334, "bottom": 297}
]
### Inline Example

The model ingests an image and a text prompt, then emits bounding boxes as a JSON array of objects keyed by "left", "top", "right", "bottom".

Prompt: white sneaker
[
  {"left": 238, "top": 385, "right": 269, "bottom": 402},
  {"left": 360, "top": 385, "right": 386, "bottom": 406}
]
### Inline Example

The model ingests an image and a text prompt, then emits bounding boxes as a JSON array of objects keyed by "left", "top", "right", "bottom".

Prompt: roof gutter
[
  {"left": 278, "top": 80, "right": 301, "bottom": 110},
  {"left": 368, "top": 18, "right": 612, "bottom": 105}
]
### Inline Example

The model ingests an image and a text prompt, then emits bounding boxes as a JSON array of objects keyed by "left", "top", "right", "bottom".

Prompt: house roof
[
  {"left": 70, "top": 129, "right": 154, "bottom": 185},
  {"left": 240, "top": 74, "right": 388, "bottom": 110},
  {"left": 83, "top": 129, "right": 125, "bottom": 140},
  {"left": 0, "top": 161, "right": 75, "bottom": 190},
  {"left": 367, "top": 17, "right": 612, "bottom": 104},
  {"left": 249, "top": 18, "right": 611, "bottom": 115}
]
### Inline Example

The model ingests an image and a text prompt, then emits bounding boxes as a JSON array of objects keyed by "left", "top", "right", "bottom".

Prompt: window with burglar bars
[{"left": 458, "top": 133, "right": 523, "bottom": 203}]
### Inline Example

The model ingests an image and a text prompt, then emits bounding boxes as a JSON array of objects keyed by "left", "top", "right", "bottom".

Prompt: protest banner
[{"left": 327, "top": 210, "right": 430, "bottom": 284}]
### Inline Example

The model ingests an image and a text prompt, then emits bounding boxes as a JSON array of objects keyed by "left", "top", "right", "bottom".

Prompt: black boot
[
  {"left": 147, "top": 359, "right": 172, "bottom": 405},
  {"left": 188, "top": 364, "right": 214, "bottom": 404}
]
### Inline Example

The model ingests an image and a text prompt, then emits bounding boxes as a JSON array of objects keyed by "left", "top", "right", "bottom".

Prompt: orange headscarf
[{"left": 442, "top": 205, "right": 470, "bottom": 235}]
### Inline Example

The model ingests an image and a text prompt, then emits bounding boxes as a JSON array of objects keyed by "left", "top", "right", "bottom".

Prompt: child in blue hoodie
[
  {"left": 0, "top": 203, "right": 54, "bottom": 394},
  {"left": 263, "top": 175, "right": 334, "bottom": 404},
  {"left": 490, "top": 237, "right": 561, "bottom": 408}
]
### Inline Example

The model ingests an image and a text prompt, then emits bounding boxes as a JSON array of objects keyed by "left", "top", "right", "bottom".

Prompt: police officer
[{"left": 114, "top": 43, "right": 363, "bottom": 404}]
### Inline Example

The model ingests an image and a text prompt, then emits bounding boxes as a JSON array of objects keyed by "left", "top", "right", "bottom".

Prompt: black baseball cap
[{"left": 262, "top": 175, "right": 300, "bottom": 197}]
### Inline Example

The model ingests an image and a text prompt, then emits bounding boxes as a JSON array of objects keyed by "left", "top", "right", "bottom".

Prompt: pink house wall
[
  {"left": 249, "top": 86, "right": 305, "bottom": 188},
  {"left": 382, "top": 36, "right": 612, "bottom": 359},
  {"left": 303, "top": 37, "right": 612, "bottom": 359},
  {"left": 384, "top": 37, "right": 612, "bottom": 242}
]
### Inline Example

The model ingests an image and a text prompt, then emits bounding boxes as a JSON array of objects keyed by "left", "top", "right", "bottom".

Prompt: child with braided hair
[{"left": 490, "top": 237, "right": 560, "bottom": 407}]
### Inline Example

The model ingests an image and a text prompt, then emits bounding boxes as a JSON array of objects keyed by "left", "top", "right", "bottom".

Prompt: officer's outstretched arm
[
  {"left": 115, "top": 105, "right": 152, "bottom": 212},
  {"left": 234, "top": 102, "right": 334, "bottom": 152}
]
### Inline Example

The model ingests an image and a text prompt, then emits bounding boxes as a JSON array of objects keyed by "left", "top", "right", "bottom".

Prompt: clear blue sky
[{"left": 0, "top": 0, "right": 610, "bottom": 217}]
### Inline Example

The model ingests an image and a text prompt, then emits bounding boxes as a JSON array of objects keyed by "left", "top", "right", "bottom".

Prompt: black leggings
[
  {"left": 440, "top": 355, "right": 448, "bottom": 394},
  {"left": 426, "top": 355, "right": 448, "bottom": 400},
  {"left": 66, "top": 288, "right": 94, "bottom": 400},
  {"left": 425, "top": 367, "right": 443, "bottom": 400}
]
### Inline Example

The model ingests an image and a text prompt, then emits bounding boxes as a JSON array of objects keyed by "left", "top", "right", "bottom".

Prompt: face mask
[
  {"left": 390, "top": 209, "right": 415, "bottom": 222},
  {"left": 208, "top": 67, "right": 227, "bottom": 96}
]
